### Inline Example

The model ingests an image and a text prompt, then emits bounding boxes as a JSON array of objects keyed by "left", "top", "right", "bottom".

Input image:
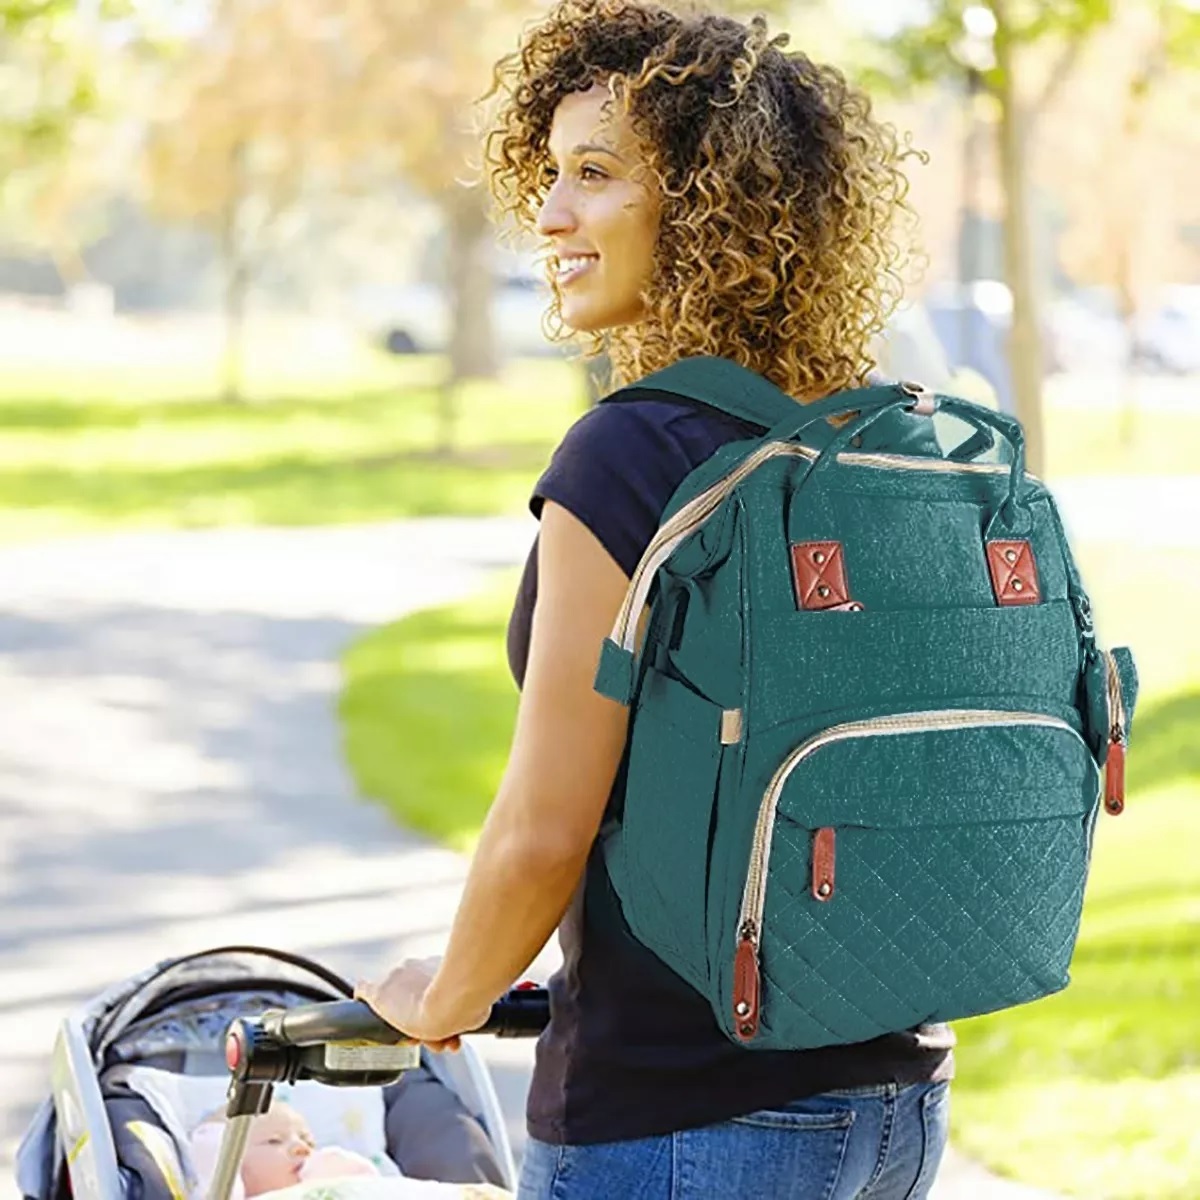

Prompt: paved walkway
[
  {"left": 0, "top": 492, "right": 1145, "bottom": 1198},
  {"left": 0, "top": 519, "right": 542, "bottom": 1197}
]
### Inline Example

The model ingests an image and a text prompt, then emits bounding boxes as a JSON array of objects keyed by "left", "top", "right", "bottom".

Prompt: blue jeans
[{"left": 517, "top": 1082, "right": 949, "bottom": 1200}]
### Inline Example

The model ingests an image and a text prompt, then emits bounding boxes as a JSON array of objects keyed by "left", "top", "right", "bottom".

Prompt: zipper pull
[
  {"left": 733, "top": 923, "right": 761, "bottom": 1042},
  {"left": 1104, "top": 650, "right": 1128, "bottom": 815},
  {"left": 1105, "top": 731, "right": 1126, "bottom": 815}
]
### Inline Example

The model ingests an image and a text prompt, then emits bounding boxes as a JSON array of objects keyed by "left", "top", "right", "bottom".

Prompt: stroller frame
[{"left": 19, "top": 946, "right": 548, "bottom": 1200}]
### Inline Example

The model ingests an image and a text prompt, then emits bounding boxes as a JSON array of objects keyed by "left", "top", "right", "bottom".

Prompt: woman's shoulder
[
  {"left": 552, "top": 390, "right": 754, "bottom": 469},
  {"left": 533, "top": 392, "right": 752, "bottom": 577}
]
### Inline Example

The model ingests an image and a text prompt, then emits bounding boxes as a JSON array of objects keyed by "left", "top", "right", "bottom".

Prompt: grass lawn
[
  {"left": 339, "top": 536, "right": 1200, "bottom": 1199},
  {"left": 1, "top": 325, "right": 1199, "bottom": 544},
  {"left": 339, "top": 571, "right": 522, "bottom": 853},
  {"left": 0, "top": 343, "right": 587, "bottom": 541}
]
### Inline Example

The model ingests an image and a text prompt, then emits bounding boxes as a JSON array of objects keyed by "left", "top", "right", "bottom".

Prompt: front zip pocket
[{"left": 728, "top": 708, "right": 1100, "bottom": 1049}]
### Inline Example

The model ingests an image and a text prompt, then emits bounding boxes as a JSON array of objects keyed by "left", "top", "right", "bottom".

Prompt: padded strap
[
  {"left": 605, "top": 356, "right": 799, "bottom": 428},
  {"left": 607, "top": 355, "right": 926, "bottom": 453}
]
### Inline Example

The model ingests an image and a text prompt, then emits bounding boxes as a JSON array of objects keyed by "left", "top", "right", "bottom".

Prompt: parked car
[
  {"left": 348, "top": 271, "right": 561, "bottom": 359},
  {"left": 1133, "top": 287, "right": 1200, "bottom": 374},
  {"left": 920, "top": 282, "right": 1015, "bottom": 415},
  {"left": 1045, "top": 288, "right": 1132, "bottom": 374}
]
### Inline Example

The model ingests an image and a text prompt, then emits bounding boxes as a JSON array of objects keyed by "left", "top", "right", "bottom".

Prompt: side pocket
[
  {"left": 1081, "top": 645, "right": 1110, "bottom": 763},
  {"left": 1082, "top": 644, "right": 1139, "bottom": 766},
  {"left": 615, "top": 667, "right": 725, "bottom": 994}
]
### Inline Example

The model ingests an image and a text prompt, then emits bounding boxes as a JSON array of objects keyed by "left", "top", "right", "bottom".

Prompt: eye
[{"left": 539, "top": 162, "right": 607, "bottom": 187}]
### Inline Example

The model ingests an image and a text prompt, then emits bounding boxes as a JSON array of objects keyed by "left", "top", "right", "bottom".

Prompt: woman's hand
[{"left": 354, "top": 956, "right": 493, "bottom": 1052}]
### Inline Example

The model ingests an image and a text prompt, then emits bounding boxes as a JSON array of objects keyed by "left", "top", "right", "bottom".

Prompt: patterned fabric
[{"left": 594, "top": 355, "right": 1139, "bottom": 1052}]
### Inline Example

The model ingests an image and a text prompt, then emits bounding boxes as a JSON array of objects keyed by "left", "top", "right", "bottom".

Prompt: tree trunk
[
  {"left": 1116, "top": 264, "right": 1140, "bottom": 449},
  {"left": 958, "top": 67, "right": 985, "bottom": 368},
  {"left": 992, "top": 3, "right": 1046, "bottom": 478},
  {"left": 220, "top": 141, "right": 249, "bottom": 405},
  {"left": 444, "top": 187, "right": 497, "bottom": 386}
]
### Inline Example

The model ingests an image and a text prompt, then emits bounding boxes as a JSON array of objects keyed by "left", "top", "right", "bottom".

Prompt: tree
[
  {"left": 314, "top": 0, "right": 545, "bottom": 430},
  {"left": 225, "top": 0, "right": 546, "bottom": 445},
  {"left": 141, "top": 0, "right": 335, "bottom": 401},
  {"left": 863, "top": 0, "right": 1121, "bottom": 477},
  {"left": 0, "top": 0, "right": 127, "bottom": 281},
  {"left": 0, "top": 1, "right": 99, "bottom": 171},
  {"left": 1039, "top": 0, "right": 1200, "bottom": 440}
]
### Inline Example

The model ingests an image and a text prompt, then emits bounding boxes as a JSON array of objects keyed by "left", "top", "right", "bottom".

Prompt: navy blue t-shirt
[{"left": 507, "top": 391, "right": 955, "bottom": 1146}]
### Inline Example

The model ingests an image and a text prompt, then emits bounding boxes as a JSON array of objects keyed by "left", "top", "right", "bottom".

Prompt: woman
[{"left": 358, "top": 3, "right": 953, "bottom": 1196}]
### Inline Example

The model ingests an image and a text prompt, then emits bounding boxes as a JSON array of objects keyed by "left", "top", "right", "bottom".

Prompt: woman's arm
[{"left": 357, "top": 500, "right": 632, "bottom": 1043}]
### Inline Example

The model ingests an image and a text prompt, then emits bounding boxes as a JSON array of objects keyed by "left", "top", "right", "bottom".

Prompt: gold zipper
[
  {"left": 1103, "top": 650, "right": 1126, "bottom": 742},
  {"left": 611, "top": 445, "right": 1037, "bottom": 652},
  {"left": 731, "top": 708, "right": 1085, "bottom": 1040},
  {"left": 1102, "top": 650, "right": 1128, "bottom": 814},
  {"left": 611, "top": 442, "right": 815, "bottom": 651},
  {"left": 841, "top": 450, "right": 1039, "bottom": 480}
]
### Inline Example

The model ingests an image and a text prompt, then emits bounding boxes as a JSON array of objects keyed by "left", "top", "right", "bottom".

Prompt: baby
[{"left": 190, "top": 1101, "right": 379, "bottom": 1199}]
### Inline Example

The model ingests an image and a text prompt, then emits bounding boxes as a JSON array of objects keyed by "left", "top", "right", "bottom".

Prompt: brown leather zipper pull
[
  {"left": 733, "top": 926, "right": 761, "bottom": 1042},
  {"left": 812, "top": 827, "right": 836, "bottom": 901},
  {"left": 1105, "top": 738, "right": 1126, "bottom": 815}
]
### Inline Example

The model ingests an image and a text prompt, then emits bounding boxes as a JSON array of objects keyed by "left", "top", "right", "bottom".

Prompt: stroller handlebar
[{"left": 259, "top": 984, "right": 549, "bottom": 1048}]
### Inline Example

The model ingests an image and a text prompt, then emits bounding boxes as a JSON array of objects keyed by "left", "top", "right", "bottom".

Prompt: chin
[{"left": 560, "top": 303, "right": 640, "bottom": 335}]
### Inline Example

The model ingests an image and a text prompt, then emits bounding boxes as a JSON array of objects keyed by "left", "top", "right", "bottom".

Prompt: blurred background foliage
[{"left": 1, "top": 1, "right": 1198, "bottom": 1196}]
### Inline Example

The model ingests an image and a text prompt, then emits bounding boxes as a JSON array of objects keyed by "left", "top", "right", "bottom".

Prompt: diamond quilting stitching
[
  {"left": 765, "top": 827, "right": 918, "bottom": 1036},
  {"left": 759, "top": 816, "right": 1088, "bottom": 1042}
]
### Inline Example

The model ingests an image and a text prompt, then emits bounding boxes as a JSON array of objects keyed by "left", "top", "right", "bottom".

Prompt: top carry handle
[{"left": 595, "top": 370, "right": 1029, "bottom": 707}]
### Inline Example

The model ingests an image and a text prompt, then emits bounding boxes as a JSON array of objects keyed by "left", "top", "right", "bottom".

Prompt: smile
[{"left": 555, "top": 255, "right": 598, "bottom": 286}]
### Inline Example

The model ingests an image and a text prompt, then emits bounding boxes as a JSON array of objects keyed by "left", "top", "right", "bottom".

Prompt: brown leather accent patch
[
  {"left": 791, "top": 541, "right": 850, "bottom": 610},
  {"left": 986, "top": 540, "right": 1041, "bottom": 606},
  {"left": 811, "top": 827, "right": 836, "bottom": 901}
]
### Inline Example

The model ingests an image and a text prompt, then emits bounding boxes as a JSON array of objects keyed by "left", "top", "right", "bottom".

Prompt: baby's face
[{"left": 240, "top": 1104, "right": 315, "bottom": 1196}]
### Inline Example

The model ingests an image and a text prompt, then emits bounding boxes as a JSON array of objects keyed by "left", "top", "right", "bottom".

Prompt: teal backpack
[{"left": 594, "top": 356, "right": 1137, "bottom": 1051}]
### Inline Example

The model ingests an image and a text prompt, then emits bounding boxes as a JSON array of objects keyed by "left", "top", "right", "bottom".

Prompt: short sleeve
[{"left": 531, "top": 402, "right": 701, "bottom": 578}]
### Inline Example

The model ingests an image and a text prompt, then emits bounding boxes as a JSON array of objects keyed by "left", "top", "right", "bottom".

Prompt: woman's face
[{"left": 536, "top": 83, "right": 661, "bottom": 333}]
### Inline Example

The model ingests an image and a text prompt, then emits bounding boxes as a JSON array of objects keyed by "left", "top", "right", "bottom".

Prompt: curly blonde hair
[{"left": 482, "top": 0, "right": 923, "bottom": 400}]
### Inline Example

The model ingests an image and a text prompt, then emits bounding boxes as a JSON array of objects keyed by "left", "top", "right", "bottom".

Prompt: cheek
[
  {"left": 619, "top": 202, "right": 659, "bottom": 281},
  {"left": 243, "top": 1150, "right": 286, "bottom": 1183}
]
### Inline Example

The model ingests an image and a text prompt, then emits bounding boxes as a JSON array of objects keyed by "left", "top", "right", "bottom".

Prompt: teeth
[{"left": 556, "top": 256, "right": 595, "bottom": 276}]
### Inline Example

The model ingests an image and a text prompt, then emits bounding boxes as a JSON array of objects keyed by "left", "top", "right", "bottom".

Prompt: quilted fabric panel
[{"left": 750, "top": 816, "right": 1090, "bottom": 1050}]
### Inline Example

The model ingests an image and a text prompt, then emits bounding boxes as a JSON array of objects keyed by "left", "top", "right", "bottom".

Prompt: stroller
[{"left": 16, "top": 946, "right": 549, "bottom": 1200}]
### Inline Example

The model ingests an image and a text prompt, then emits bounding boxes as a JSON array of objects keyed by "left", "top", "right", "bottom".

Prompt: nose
[
  {"left": 289, "top": 1141, "right": 311, "bottom": 1160},
  {"left": 536, "top": 181, "right": 576, "bottom": 240}
]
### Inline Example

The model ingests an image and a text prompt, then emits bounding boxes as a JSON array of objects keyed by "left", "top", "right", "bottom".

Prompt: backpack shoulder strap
[
  {"left": 605, "top": 354, "right": 914, "bottom": 450},
  {"left": 604, "top": 355, "right": 796, "bottom": 428}
]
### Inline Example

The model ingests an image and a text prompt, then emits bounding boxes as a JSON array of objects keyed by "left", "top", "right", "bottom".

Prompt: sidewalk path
[
  {"left": 0, "top": 519, "right": 539, "bottom": 1197},
  {"left": 0, "top": 496, "right": 1128, "bottom": 1199}
]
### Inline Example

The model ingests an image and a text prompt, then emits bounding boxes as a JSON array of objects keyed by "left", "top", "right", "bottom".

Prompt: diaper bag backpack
[{"left": 594, "top": 356, "right": 1138, "bottom": 1051}]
